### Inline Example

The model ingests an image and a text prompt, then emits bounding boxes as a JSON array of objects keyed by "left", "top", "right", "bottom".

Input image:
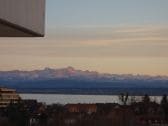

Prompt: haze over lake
[{"left": 20, "top": 94, "right": 163, "bottom": 105}]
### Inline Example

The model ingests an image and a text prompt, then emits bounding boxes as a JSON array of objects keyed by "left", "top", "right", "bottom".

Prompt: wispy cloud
[
  {"left": 0, "top": 25, "right": 168, "bottom": 58},
  {"left": 0, "top": 25, "right": 168, "bottom": 75},
  {"left": 48, "top": 25, "right": 168, "bottom": 44}
]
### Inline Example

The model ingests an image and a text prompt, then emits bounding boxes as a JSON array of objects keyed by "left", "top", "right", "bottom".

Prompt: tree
[
  {"left": 119, "top": 93, "right": 129, "bottom": 105},
  {"left": 142, "top": 94, "right": 150, "bottom": 104},
  {"left": 161, "top": 94, "right": 168, "bottom": 105},
  {"left": 130, "top": 96, "right": 136, "bottom": 105},
  {"left": 7, "top": 102, "right": 29, "bottom": 126},
  {"left": 161, "top": 94, "right": 168, "bottom": 119}
]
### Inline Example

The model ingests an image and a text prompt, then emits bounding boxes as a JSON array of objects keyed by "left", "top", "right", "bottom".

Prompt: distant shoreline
[{"left": 18, "top": 91, "right": 163, "bottom": 96}]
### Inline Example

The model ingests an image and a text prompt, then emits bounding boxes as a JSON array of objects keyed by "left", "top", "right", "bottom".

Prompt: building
[
  {"left": 65, "top": 104, "right": 97, "bottom": 114},
  {"left": 135, "top": 115, "right": 168, "bottom": 126},
  {"left": 107, "top": 107, "right": 135, "bottom": 126},
  {"left": 0, "top": 0, "right": 45, "bottom": 37},
  {"left": 0, "top": 87, "right": 21, "bottom": 108}
]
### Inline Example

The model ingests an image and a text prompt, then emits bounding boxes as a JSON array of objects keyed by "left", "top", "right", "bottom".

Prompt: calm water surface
[{"left": 20, "top": 94, "right": 163, "bottom": 105}]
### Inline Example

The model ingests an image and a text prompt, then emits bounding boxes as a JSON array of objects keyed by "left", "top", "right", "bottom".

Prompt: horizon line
[{"left": 0, "top": 66, "right": 167, "bottom": 77}]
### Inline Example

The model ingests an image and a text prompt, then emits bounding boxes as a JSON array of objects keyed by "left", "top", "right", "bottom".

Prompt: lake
[{"left": 20, "top": 94, "right": 163, "bottom": 105}]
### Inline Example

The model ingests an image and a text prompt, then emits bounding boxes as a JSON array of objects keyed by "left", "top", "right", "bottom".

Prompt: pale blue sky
[
  {"left": 46, "top": 0, "right": 168, "bottom": 28},
  {"left": 0, "top": 0, "right": 168, "bottom": 75}
]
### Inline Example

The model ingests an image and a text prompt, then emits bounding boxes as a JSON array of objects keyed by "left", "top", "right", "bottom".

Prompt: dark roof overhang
[{"left": 0, "top": 18, "right": 44, "bottom": 37}]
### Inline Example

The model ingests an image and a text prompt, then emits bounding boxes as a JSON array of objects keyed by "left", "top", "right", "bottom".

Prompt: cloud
[
  {"left": 0, "top": 25, "right": 168, "bottom": 58},
  {"left": 47, "top": 25, "right": 168, "bottom": 44},
  {"left": 0, "top": 25, "right": 168, "bottom": 75}
]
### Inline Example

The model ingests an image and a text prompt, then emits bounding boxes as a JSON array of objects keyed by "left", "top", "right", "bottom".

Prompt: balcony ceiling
[{"left": 0, "top": 18, "right": 43, "bottom": 37}]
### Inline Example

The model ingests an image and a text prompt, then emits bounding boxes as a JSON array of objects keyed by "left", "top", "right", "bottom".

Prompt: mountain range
[{"left": 0, "top": 67, "right": 168, "bottom": 95}]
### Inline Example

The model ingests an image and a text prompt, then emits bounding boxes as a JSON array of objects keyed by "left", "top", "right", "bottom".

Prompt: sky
[{"left": 0, "top": 0, "right": 168, "bottom": 75}]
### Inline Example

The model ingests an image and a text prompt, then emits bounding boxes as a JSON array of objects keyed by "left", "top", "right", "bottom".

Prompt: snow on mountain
[{"left": 0, "top": 67, "right": 168, "bottom": 82}]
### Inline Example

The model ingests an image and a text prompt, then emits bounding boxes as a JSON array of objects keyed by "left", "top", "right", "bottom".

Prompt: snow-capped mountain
[
  {"left": 0, "top": 66, "right": 167, "bottom": 82},
  {"left": 0, "top": 67, "right": 168, "bottom": 95}
]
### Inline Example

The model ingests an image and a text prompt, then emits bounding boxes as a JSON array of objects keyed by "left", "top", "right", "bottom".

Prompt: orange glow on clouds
[{"left": 0, "top": 25, "right": 168, "bottom": 75}]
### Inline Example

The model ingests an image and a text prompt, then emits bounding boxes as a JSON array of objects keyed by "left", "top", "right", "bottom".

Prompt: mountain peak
[
  {"left": 0, "top": 67, "right": 168, "bottom": 81},
  {"left": 66, "top": 66, "right": 75, "bottom": 71},
  {"left": 44, "top": 67, "right": 53, "bottom": 71}
]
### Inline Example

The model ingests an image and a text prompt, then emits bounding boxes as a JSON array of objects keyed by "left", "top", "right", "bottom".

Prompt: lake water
[{"left": 20, "top": 94, "right": 163, "bottom": 105}]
